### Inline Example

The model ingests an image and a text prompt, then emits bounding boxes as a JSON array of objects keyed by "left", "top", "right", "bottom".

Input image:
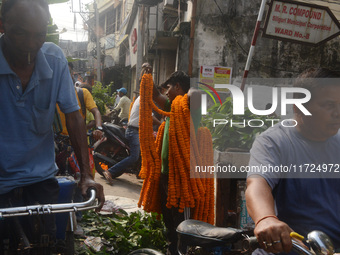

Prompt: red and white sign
[{"left": 263, "top": 0, "right": 340, "bottom": 45}]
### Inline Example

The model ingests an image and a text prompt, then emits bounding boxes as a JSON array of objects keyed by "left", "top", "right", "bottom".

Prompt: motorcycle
[{"left": 93, "top": 122, "right": 141, "bottom": 178}]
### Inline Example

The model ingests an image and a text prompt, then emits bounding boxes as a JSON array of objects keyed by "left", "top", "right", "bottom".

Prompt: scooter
[{"left": 93, "top": 122, "right": 141, "bottom": 178}]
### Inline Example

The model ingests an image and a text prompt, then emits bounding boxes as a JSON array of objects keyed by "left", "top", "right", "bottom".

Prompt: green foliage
[
  {"left": 201, "top": 97, "right": 276, "bottom": 151},
  {"left": 92, "top": 81, "right": 115, "bottom": 115},
  {"left": 77, "top": 210, "right": 167, "bottom": 254},
  {"left": 67, "top": 56, "right": 82, "bottom": 62}
]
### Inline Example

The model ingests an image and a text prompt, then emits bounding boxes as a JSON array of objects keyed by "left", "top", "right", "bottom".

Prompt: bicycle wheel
[{"left": 128, "top": 248, "right": 164, "bottom": 255}]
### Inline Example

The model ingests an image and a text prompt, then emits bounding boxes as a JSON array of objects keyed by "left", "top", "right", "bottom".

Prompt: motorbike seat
[
  {"left": 104, "top": 123, "right": 128, "bottom": 144},
  {"left": 176, "top": 219, "right": 243, "bottom": 248}
]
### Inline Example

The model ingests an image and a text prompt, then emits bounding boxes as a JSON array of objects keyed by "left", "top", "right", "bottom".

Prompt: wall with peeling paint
[{"left": 192, "top": 0, "right": 340, "bottom": 80}]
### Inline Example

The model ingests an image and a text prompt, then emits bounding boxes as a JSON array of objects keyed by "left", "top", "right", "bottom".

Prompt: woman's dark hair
[
  {"left": 294, "top": 67, "right": 340, "bottom": 99},
  {"left": 163, "top": 71, "right": 190, "bottom": 93},
  {"left": 1, "top": 0, "right": 50, "bottom": 21}
]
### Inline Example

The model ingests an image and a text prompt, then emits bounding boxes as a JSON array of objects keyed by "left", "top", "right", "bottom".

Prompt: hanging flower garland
[{"left": 138, "top": 73, "right": 215, "bottom": 223}]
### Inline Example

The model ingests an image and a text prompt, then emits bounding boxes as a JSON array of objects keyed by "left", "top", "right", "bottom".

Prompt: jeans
[{"left": 108, "top": 126, "right": 140, "bottom": 178}]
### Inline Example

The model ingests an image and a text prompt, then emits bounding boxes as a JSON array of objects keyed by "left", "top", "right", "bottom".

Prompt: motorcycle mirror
[{"left": 307, "top": 231, "right": 334, "bottom": 255}]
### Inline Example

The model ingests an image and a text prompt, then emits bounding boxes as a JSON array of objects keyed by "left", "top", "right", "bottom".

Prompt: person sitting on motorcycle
[
  {"left": 0, "top": 0, "right": 104, "bottom": 251},
  {"left": 113, "top": 87, "right": 132, "bottom": 122},
  {"left": 246, "top": 68, "right": 340, "bottom": 253}
]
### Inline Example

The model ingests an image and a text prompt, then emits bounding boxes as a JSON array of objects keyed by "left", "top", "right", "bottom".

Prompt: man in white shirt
[{"left": 114, "top": 87, "right": 131, "bottom": 120}]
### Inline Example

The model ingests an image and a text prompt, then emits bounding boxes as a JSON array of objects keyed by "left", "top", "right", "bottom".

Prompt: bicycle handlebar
[
  {"left": 0, "top": 189, "right": 98, "bottom": 219},
  {"left": 245, "top": 236, "right": 314, "bottom": 255},
  {"left": 292, "top": 239, "right": 314, "bottom": 255}
]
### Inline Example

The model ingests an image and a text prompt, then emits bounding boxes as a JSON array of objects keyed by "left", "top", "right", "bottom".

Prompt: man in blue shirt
[
  {"left": 0, "top": 0, "right": 104, "bottom": 251},
  {"left": 246, "top": 68, "right": 340, "bottom": 253}
]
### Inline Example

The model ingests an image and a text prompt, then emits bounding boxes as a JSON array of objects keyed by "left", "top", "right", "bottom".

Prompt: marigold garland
[{"left": 138, "top": 73, "right": 215, "bottom": 224}]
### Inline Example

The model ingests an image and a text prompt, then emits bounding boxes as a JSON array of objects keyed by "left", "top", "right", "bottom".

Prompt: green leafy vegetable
[{"left": 76, "top": 210, "right": 167, "bottom": 254}]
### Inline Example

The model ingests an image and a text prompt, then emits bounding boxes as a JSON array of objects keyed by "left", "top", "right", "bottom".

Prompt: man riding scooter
[{"left": 112, "top": 87, "right": 131, "bottom": 125}]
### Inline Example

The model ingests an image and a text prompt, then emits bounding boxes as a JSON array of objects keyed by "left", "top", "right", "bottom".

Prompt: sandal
[{"left": 103, "top": 171, "right": 114, "bottom": 185}]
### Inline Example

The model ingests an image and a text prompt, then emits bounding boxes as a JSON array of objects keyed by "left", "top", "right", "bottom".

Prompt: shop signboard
[{"left": 199, "top": 66, "right": 232, "bottom": 89}]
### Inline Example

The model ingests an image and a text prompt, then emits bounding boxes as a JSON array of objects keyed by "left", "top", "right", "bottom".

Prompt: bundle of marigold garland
[{"left": 138, "top": 73, "right": 215, "bottom": 224}]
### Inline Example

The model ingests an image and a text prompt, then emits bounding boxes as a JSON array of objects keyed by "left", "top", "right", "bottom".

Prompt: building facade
[{"left": 85, "top": 0, "right": 340, "bottom": 97}]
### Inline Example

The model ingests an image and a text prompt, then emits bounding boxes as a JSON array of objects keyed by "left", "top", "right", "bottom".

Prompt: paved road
[
  {"left": 94, "top": 172, "right": 144, "bottom": 213},
  {"left": 95, "top": 172, "right": 143, "bottom": 200}
]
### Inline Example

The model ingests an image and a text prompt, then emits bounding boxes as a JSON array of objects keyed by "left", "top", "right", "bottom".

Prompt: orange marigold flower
[{"left": 138, "top": 73, "right": 215, "bottom": 223}]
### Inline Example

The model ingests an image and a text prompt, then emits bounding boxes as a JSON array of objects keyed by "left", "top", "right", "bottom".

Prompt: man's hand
[
  {"left": 92, "top": 129, "right": 103, "bottom": 141},
  {"left": 246, "top": 176, "right": 296, "bottom": 254},
  {"left": 78, "top": 176, "right": 105, "bottom": 212},
  {"left": 255, "top": 217, "right": 293, "bottom": 253}
]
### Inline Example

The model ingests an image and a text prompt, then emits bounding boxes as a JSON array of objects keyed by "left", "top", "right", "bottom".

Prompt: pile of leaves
[
  {"left": 202, "top": 97, "right": 276, "bottom": 151},
  {"left": 75, "top": 210, "right": 167, "bottom": 254}
]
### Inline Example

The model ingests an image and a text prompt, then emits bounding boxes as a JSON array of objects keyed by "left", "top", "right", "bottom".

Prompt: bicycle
[
  {"left": 0, "top": 184, "right": 98, "bottom": 255},
  {"left": 129, "top": 219, "right": 335, "bottom": 255}
]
